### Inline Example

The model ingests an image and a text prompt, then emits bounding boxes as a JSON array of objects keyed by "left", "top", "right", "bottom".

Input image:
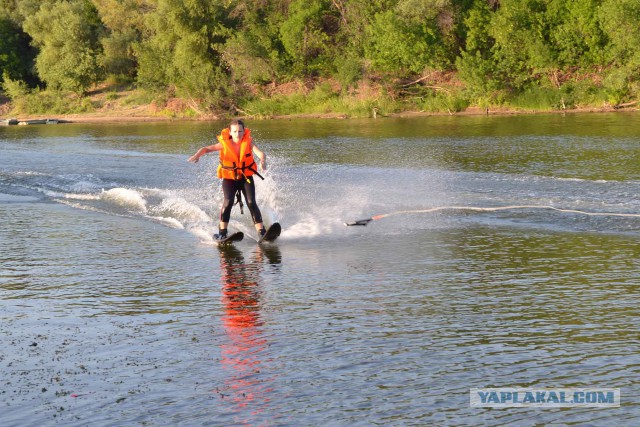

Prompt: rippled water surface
[{"left": 1, "top": 114, "right": 639, "bottom": 426}]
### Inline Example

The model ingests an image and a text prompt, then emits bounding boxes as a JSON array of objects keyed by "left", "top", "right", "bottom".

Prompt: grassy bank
[{"left": 1, "top": 77, "right": 637, "bottom": 123}]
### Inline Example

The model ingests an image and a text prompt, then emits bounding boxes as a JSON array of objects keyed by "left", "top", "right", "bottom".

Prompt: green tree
[
  {"left": 0, "top": 0, "right": 15, "bottom": 17},
  {"left": 456, "top": 1, "right": 500, "bottom": 99},
  {"left": 487, "top": 0, "right": 554, "bottom": 90},
  {"left": 93, "top": 0, "right": 153, "bottom": 81},
  {"left": 279, "top": 0, "right": 334, "bottom": 77},
  {"left": 135, "top": 0, "right": 234, "bottom": 108},
  {"left": 598, "top": 0, "right": 640, "bottom": 102},
  {"left": 599, "top": 0, "right": 640, "bottom": 66},
  {"left": 221, "top": 1, "right": 290, "bottom": 85},
  {"left": 23, "top": 0, "right": 104, "bottom": 93},
  {"left": 458, "top": 0, "right": 495, "bottom": 55},
  {"left": 0, "top": 17, "right": 38, "bottom": 86},
  {"left": 364, "top": 9, "right": 429, "bottom": 75},
  {"left": 3, "top": 0, "right": 57, "bottom": 24},
  {"left": 364, "top": 0, "right": 462, "bottom": 78},
  {"left": 327, "top": 0, "right": 394, "bottom": 90},
  {"left": 545, "top": 0, "right": 606, "bottom": 68},
  {"left": 395, "top": 0, "right": 470, "bottom": 65}
]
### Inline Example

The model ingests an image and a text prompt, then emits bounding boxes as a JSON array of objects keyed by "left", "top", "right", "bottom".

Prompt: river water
[{"left": 1, "top": 113, "right": 638, "bottom": 426}]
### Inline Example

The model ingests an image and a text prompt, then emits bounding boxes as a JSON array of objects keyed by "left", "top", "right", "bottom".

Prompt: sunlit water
[{"left": 1, "top": 114, "right": 639, "bottom": 426}]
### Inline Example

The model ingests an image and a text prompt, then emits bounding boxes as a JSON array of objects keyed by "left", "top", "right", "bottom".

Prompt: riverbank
[
  {"left": 1, "top": 81, "right": 638, "bottom": 124},
  {"left": 2, "top": 103, "right": 637, "bottom": 125}
]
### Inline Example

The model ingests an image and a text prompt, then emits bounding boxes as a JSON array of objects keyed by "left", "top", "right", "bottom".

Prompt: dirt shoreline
[{"left": 2, "top": 105, "right": 637, "bottom": 124}]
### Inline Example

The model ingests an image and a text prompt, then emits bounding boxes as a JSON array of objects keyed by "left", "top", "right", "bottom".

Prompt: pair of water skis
[{"left": 214, "top": 222, "right": 281, "bottom": 245}]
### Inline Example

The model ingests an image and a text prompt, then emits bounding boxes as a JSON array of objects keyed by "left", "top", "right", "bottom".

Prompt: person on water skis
[{"left": 188, "top": 119, "right": 267, "bottom": 240}]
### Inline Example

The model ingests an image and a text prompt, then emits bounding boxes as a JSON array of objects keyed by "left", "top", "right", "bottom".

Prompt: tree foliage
[
  {"left": 280, "top": 0, "right": 333, "bottom": 76},
  {"left": 221, "top": 1, "right": 289, "bottom": 85},
  {"left": 135, "top": 0, "right": 235, "bottom": 108},
  {"left": 3, "top": 0, "right": 640, "bottom": 109},
  {"left": 365, "top": 0, "right": 463, "bottom": 76},
  {"left": 0, "top": 17, "right": 38, "bottom": 85},
  {"left": 93, "top": 0, "right": 152, "bottom": 80},
  {"left": 22, "top": 0, "right": 104, "bottom": 94}
]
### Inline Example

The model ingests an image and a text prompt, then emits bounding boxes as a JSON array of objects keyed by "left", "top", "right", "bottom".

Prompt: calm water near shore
[{"left": 1, "top": 113, "right": 639, "bottom": 425}]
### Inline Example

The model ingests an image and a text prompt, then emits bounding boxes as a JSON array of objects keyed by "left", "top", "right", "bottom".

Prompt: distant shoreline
[{"left": 2, "top": 104, "right": 637, "bottom": 125}]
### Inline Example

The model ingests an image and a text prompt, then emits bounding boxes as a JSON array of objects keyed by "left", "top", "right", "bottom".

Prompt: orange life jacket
[{"left": 216, "top": 128, "right": 257, "bottom": 180}]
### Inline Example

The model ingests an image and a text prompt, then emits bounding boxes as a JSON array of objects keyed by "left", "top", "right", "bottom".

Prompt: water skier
[{"left": 188, "top": 119, "right": 267, "bottom": 241}]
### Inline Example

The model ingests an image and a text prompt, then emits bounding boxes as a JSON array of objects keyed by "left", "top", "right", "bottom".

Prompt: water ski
[
  {"left": 345, "top": 218, "right": 372, "bottom": 226},
  {"left": 214, "top": 231, "right": 244, "bottom": 245},
  {"left": 258, "top": 222, "right": 281, "bottom": 243}
]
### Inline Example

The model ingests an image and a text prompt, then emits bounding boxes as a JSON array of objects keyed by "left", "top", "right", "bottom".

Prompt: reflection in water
[{"left": 217, "top": 244, "right": 281, "bottom": 422}]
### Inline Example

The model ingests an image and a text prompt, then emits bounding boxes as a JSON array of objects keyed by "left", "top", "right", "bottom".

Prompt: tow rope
[
  {"left": 233, "top": 169, "right": 265, "bottom": 215},
  {"left": 345, "top": 205, "right": 640, "bottom": 226},
  {"left": 235, "top": 189, "right": 244, "bottom": 215}
]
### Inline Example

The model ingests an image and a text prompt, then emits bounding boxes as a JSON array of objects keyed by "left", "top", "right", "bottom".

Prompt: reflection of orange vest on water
[{"left": 217, "top": 128, "right": 258, "bottom": 180}]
